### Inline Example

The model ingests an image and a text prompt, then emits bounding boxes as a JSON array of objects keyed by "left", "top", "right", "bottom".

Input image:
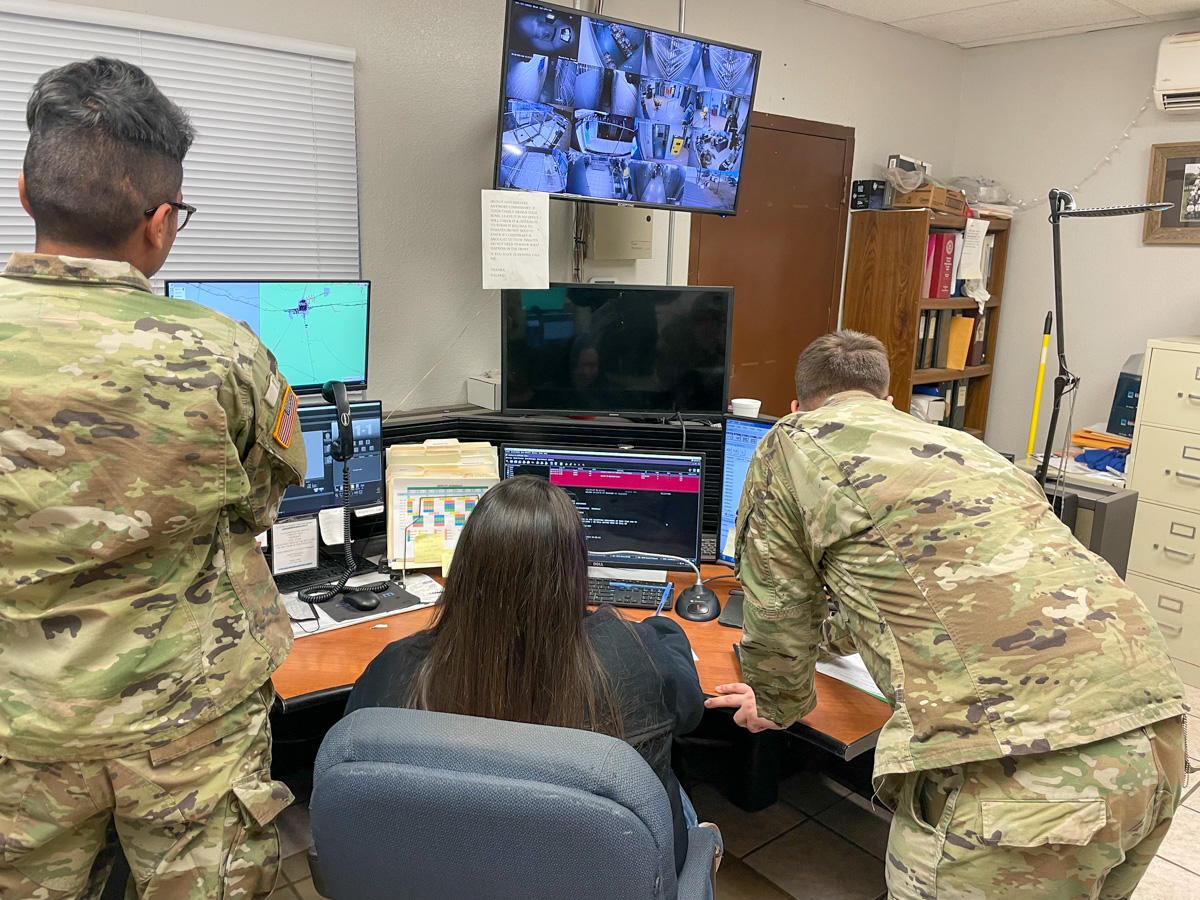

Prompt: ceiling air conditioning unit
[{"left": 1156, "top": 32, "right": 1200, "bottom": 113}]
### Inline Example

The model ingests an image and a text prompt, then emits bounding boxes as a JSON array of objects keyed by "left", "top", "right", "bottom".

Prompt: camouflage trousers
[
  {"left": 0, "top": 683, "right": 293, "bottom": 900},
  {"left": 884, "top": 716, "right": 1185, "bottom": 900}
]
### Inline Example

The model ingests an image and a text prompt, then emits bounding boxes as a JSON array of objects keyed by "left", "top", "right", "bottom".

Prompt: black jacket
[{"left": 345, "top": 606, "right": 705, "bottom": 873}]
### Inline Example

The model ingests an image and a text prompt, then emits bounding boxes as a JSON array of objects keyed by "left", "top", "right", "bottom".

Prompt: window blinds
[{"left": 0, "top": 5, "right": 360, "bottom": 284}]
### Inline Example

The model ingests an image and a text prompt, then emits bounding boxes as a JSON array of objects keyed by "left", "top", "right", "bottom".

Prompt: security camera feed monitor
[
  {"left": 165, "top": 281, "right": 370, "bottom": 394},
  {"left": 496, "top": 0, "right": 760, "bottom": 214},
  {"left": 503, "top": 283, "right": 732, "bottom": 416},
  {"left": 278, "top": 401, "right": 384, "bottom": 519},
  {"left": 719, "top": 416, "right": 773, "bottom": 564},
  {"left": 502, "top": 445, "right": 703, "bottom": 567}
]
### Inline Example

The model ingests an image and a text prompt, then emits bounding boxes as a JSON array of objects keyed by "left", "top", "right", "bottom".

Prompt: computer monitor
[
  {"left": 278, "top": 401, "right": 384, "bottom": 519},
  {"left": 719, "top": 415, "right": 774, "bottom": 564},
  {"left": 500, "top": 445, "right": 704, "bottom": 568},
  {"left": 502, "top": 283, "right": 733, "bottom": 417},
  {"left": 494, "top": 1, "right": 761, "bottom": 214},
  {"left": 164, "top": 281, "right": 370, "bottom": 395}
]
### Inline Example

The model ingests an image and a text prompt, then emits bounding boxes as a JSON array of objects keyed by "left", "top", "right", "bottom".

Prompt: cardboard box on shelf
[{"left": 891, "top": 185, "right": 967, "bottom": 216}]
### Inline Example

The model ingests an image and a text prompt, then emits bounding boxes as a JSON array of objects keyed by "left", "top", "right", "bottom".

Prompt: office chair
[{"left": 309, "top": 707, "right": 722, "bottom": 900}]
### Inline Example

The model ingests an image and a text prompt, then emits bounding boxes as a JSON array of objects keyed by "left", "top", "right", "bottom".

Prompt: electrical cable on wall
[
  {"left": 1010, "top": 88, "right": 1155, "bottom": 211},
  {"left": 381, "top": 292, "right": 495, "bottom": 425}
]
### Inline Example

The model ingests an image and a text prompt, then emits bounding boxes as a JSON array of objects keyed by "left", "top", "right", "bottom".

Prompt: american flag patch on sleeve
[{"left": 272, "top": 386, "right": 298, "bottom": 448}]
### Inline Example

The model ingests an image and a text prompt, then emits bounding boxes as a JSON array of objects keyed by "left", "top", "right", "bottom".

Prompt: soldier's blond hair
[{"left": 794, "top": 330, "right": 891, "bottom": 408}]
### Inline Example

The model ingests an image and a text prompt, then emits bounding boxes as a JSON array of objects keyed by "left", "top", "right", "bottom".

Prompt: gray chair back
[{"left": 311, "top": 707, "right": 686, "bottom": 900}]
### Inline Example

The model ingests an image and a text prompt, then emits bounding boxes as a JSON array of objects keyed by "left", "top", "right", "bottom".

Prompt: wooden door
[{"left": 689, "top": 113, "right": 854, "bottom": 417}]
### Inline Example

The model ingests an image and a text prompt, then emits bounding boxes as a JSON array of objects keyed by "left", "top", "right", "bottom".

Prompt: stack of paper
[
  {"left": 386, "top": 440, "right": 499, "bottom": 573},
  {"left": 815, "top": 653, "right": 887, "bottom": 703}
]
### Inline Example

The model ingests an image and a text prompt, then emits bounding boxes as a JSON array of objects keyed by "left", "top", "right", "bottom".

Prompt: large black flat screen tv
[
  {"left": 502, "top": 283, "right": 733, "bottom": 417},
  {"left": 494, "top": 0, "right": 761, "bottom": 215}
]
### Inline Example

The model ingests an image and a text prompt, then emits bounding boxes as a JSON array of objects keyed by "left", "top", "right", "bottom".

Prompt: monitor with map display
[{"left": 164, "top": 280, "right": 370, "bottom": 394}]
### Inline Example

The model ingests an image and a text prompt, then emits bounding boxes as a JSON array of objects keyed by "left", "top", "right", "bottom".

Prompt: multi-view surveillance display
[{"left": 495, "top": 1, "right": 760, "bottom": 214}]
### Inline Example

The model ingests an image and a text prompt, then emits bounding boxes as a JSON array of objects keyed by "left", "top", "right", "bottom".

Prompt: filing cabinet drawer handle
[
  {"left": 1158, "top": 621, "right": 1184, "bottom": 637},
  {"left": 1159, "top": 595, "right": 1185, "bottom": 614},
  {"left": 1176, "top": 471, "right": 1200, "bottom": 482},
  {"left": 1189, "top": 394, "right": 1200, "bottom": 402},
  {"left": 1163, "top": 546, "right": 1197, "bottom": 561}
]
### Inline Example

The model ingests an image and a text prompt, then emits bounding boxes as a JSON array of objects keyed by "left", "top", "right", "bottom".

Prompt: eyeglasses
[{"left": 144, "top": 200, "right": 196, "bottom": 231}]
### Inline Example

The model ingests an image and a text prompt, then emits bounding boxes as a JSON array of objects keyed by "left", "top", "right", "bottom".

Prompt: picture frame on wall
[{"left": 1144, "top": 141, "right": 1200, "bottom": 244}]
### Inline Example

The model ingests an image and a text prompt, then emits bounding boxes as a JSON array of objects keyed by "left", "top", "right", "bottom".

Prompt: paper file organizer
[{"left": 386, "top": 439, "right": 498, "bottom": 572}]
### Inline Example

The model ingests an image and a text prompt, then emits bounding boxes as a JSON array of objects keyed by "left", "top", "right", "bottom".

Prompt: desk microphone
[{"left": 589, "top": 550, "right": 721, "bottom": 622}]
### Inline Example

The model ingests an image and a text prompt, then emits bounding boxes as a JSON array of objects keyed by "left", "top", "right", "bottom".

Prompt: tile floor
[{"left": 268, "top": 685, "right": 1200, "bottom": 899}]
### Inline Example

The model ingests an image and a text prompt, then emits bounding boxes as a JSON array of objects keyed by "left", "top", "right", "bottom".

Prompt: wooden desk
[{"left": 272, "top": 567, "right": 891, "bottom": 760}]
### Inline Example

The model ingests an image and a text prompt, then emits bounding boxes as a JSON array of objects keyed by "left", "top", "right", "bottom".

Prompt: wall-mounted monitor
[
  {"left": 494, "top": 0, "right": 761, "bottom": 215},
  {"left": 165, "top": 280, "right": 370, "bottom": 395},
  {"left": 502, "top": 283, "right": 733, "bottom": 417}
]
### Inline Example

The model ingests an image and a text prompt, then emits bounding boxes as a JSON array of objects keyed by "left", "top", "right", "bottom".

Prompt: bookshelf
[{"left": 842, "top": 208, "right": 1011, "bottom": 440}]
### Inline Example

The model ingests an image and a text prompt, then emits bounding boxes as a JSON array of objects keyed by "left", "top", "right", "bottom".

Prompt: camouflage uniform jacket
[
  {"left": 0, "top": 253, "right": 305, "bottom": 762},
  {"left": 735, "top": 390, "right": 1186, "bottom": 778}
]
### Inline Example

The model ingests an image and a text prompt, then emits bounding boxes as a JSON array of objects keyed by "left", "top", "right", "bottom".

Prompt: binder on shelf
[
  {"left": 950, "top": 232, "right": 965, "bottom": 297},
  {"left": 933, "top": 233, "right": 957, "bottom": 299},
  {"left": 951, "top": 379, "right": 969, "bottom": 430},
  {"left": 982, "top": 234, "right": 996, "bottom": 289},
  {"left": 921, "top": 236, "right": 936, "bottom": 298},
  {"left": 938, "top": 380, "right": 955, "bottom": 427},
  {"left": 915, "top": 311, "right": 929, "bottom": 369},
  {"left": 934, "top": 310, "right": 952, "bottom": 368},
  {"left": 946, "top": 314, "right": 973, "bottom": 371},
  {"left": 966, "top": 309, "right": 987, "bottom": 367},
  {"left": 921, "top": 311, "right": 936, "bottom": 369}
]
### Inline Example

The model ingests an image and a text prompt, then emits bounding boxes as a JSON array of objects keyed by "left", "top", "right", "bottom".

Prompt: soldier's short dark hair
[
  {"left": 23, "top": 57, "right": 195, "bottom": 253},
  {"left": 794, "top": 330, "right": 891, "bottom": 408}
]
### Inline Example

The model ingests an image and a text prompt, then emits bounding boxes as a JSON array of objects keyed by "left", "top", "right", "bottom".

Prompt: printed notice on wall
[{"left": 481, "top": 189, "right": 549, "bottom": 290}]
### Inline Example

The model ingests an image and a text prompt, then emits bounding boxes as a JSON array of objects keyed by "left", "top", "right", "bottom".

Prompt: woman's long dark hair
[{"left": 407, "top": 475, "right": 622, "bottom": 735}]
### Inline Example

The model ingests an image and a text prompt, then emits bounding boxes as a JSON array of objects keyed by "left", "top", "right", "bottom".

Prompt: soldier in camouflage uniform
[
  {"left": 707, "top": 331, "right": 1188, "bottom": 899},
  {"left": 0, "top": 59, "right": 305, "bottom": 899}
]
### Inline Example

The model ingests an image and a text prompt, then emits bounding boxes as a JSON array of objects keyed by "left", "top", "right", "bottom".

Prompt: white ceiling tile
[
  {"left": 807, "top": 0, "right": 1002, "bottom": 24},
  {"left": 894, "top": 0, "right": 1146, "bottom": 44},
  {"left": 957, "top": 17, "right": 1149, "bottom": 46},
  {"left": 1117, "top": 0, "right": 1200, "bottom": 15}
]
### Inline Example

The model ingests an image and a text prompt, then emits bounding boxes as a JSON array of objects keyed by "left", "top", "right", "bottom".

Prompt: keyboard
[
  {"left": 588, "top": 578, "right": 674, "bottom": 610},
  {"left": 273, "top": 553, "right": 376, "bottom": 594}
]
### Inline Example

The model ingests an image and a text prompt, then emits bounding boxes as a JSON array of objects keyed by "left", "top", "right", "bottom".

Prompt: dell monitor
[
  {"left": 502, "top": 283, "right": 733, "bottom": 417},
  {"left": 164, "top": 281, "right": 370, "bottom": 395},
  {"left": 278, "top": 401, "right": 384, "bottom": 519},
  {"left": 501, "top": 445, "right": 703, "bottom": 568},
  {"left": 719, "top": 415, "right": 774, "bottom": 564},
  {"left": 495, "top": 1, "right": 760, "bottom": 214}
]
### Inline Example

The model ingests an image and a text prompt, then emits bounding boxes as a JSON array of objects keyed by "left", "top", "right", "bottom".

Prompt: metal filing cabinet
[{"left": 1127, "top": 336, "right": 1200, "bottom": 688}]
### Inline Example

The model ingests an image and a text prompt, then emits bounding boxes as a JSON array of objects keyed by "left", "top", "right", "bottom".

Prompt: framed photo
[{"left": 1144, "top": 141, "right": 1200, "bottom": 244}]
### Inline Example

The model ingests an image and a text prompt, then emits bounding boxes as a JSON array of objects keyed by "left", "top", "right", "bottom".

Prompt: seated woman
[{"left": 346, "top": 475, "right": 706, "bottom": 873}]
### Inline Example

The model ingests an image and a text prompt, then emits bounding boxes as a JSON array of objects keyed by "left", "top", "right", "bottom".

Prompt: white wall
[
  {"left": 52, "top": 0, "right": 965, "bottom": 410},
  {"left": 52, "top": 0, "right": 509, "bottom": 413},
  {"left": 56, "top": 0, "right": 964, "bottom": 411},
  {"left": 953, "top": 20, "right": 1200, "bottom": 456},
  {"left": 673, "top": 0, "right": 964, "bottom": 182}
]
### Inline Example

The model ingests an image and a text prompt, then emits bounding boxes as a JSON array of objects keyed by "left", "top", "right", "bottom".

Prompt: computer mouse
[
  {"left": 342, "top": 590, "right": 381, "bottom": 612},
  {"left": 675, "top": 584, "right": 721, "bottom": 622}
]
